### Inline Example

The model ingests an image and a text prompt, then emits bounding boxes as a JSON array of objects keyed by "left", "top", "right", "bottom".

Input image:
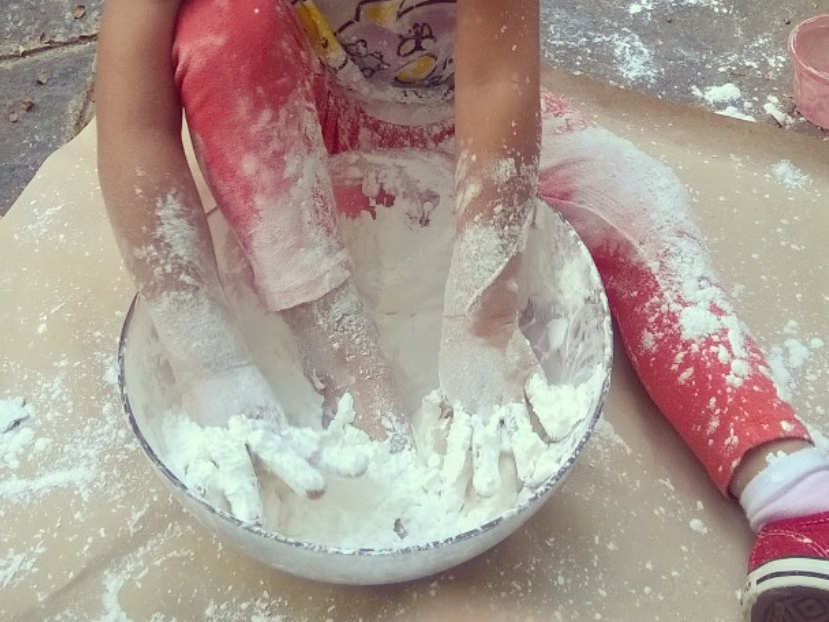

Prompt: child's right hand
[
  {"left": 179, "top": 363, "right": 289, "bottom": 429},
  {"left": 174, "top": 363, "right": 369, "bottom": 523}
]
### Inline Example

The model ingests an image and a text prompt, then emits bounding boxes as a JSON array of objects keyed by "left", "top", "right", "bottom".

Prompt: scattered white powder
[
  {"left": 680, "top": 0, "right": 728, "bottom": 11},
  {"left": 688, "top": 518, "right": 709, "bottom": 535},
  {"left": 765, "top": 449, "right": 790, "bottom": 465},
  {"left": 610, "top": 32, "right": 658, "bottom": 84},
  {"left": 692, "top": 84, "right": 757, "bottom": 122},
  {"left": 628, "top": 0, "right": 730, "bottom": 12},
  {"left": 0, "top": 551, "right": 28, "bottom": 589},
  {"left": 679, "top": 307, "right": 721, "bottom": 341},
  {"left": 767, "top": 160, "right": 812, "bottom": 190},
  {"left": 627, "top": 1, "right": 654, "bottom": 16},
  {"left": 768, "top": 337, "right": 818, "bottom": 402},
  {"left": 0, "top": 342, "right": 148, "bottom": 615},
  {"left": 693, "top": 83, "right": 742, "bottom": 105},
  {"left": 545, "top": 30, "right": 661, "bottom": 87},
  {"left": 715, "top": 107, "right": 756, "bottom": 123},
  {"left": 0, "top": 397, "right": 35, "bottom": 471},
  {"left": 763, "top": 98, "right": 795, "bottom": 127},
  {"left": 763, "top": 318, "right": 827, "bottom": 409},
  {"left": 1, "top": 353, "right": 139, "bottom": 508},
  {"left": 0, "top": 397, "right": 30, "bottom": 429},
  {"left": 19, "top": 203, "right": 65, "bottom": 239}
]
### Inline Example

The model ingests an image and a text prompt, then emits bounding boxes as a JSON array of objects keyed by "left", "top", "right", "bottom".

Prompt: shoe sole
[{"left": 743, "top": 557, "right": 829, "bottom": 622}]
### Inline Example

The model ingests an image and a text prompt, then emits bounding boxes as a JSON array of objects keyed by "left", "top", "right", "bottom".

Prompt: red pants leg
[{"left": 536, "top": 96, "right": 811, "bottom": 494}]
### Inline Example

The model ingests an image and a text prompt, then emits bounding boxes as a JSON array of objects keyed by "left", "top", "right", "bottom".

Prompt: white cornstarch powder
[
  {"left": 161, "top": 367, "right": 602, "bottom": 549},
  {"left": 0, "top": 397, "right": 35, "bottom": 471},
  {"left": 767, "top": 160, "right": 812, "bottom": 191}
]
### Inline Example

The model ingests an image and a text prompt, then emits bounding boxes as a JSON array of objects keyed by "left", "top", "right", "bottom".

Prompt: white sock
[{"left": 740, "top": 447, "right": 829, "bottom": 532}]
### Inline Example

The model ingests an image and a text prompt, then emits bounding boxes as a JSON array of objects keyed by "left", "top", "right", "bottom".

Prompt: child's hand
[
  {"left": 179, "top": 363, "right": 288, "bottom": 429},
  {"left": 438, "top": 313, "right": 545, "bottom": 497},
  {"left": 436, "top": 322, "right": 575, "bottom": 498},
  {"left": 282, "top": 279, "right": 412, "bottom": 450},
  {"left": 174, "top": 364, "right": 368, "bottom": 522},
  {"left": 439, "top": 313, "right": 541, "bottom": 414},
  {"left": 179, "top": 365, "right": 326, "bottom": 510},
  {"left": 439, "top": 238, "right": 554, "bottom": 497},
  {"left": 440, "top": 236, "right": 542, "bottom": 414}
]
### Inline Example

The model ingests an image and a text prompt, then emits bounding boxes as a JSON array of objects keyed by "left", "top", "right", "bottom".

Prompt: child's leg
[
  {"left": 537, "top": 100, "right": 829, "bottom": 619},
  {"left": 534, "top": 92, "right": 812, "bottom": 496},
  {"left": 172, "top": 0, "right": 407, "bottom": 438}
]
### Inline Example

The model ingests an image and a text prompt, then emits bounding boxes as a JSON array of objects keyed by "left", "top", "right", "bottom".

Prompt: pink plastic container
[{"left": 789, "top": 15, "right": 829, "bottom": 129}]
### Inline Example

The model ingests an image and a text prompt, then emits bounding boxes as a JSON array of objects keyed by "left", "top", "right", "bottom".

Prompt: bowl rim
[{"left": 117, "top": 208, "right": 614, "bottom": 558}]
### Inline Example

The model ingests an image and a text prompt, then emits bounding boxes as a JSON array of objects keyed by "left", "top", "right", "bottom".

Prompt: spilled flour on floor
[{"left": 767, "top": 160, "right": 812, "bottom": 191}]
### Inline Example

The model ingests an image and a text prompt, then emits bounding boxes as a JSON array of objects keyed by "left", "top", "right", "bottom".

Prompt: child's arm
[
  {"left": 440, "top": 0, "right": 542, "bottom": 412},
  {"left": 96, "top": 0, "right": 336, "bottom": 514},
  {"left": 454, "top": 0, "right": 540, "bottom": 227},
  {"left": 96, "top": 0, "right": 269, "bottom": 426}
]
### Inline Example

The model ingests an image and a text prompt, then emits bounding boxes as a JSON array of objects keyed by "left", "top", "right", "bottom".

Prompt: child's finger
[
  {"left": 503, "top": 404, "right": 548, "bottom": 488},
  {"left": 440, "top": 409, "right": 473, "bottom": 511},
  {"left": 164, "top": 414, "right": 221, "bottom": 497},
  {"left": 247, "top": 429, "right": 327, "bottom": 499},
  {"left": 471, "top": 414, "right": 502, "bottom": 498},
  {"left": 208, "top": 435, "right": 264, "bottom": 525},
  {"left": 181, "top": 457, "right": 219, "bottom": 498}
]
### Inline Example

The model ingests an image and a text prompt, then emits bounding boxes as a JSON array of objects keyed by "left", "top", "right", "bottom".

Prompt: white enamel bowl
[{"left": 119, "top": 151, "right": 613, "bottom": 585}]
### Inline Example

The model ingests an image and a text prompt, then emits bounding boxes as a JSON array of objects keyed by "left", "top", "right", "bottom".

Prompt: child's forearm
[
  {"left": 454, "top": 83, "right": 540, "bottom": 232},
  {"left": 447, "top": 0, "right": 541, "bottom": 318},
  {"left": 99, "top": 133, "right": 252, "bottom": 384},
  {"left": 454, "top": 0, "right": 540, "bottom": 223},
  {"left": 96, "top": 0, "right": 250, "bottom": 382},
  {"left": 99, "top": 134, "right": 215, "bottom": 297}
]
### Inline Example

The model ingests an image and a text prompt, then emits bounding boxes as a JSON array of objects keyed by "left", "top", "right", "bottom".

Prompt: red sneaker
[{"left": 742, "top": 511, "right": 829, "bottom": 621}]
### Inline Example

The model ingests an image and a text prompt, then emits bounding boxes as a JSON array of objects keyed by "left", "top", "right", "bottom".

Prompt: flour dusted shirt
[{"left": 292, "top": 0, "right": 456, "bottom": 102}]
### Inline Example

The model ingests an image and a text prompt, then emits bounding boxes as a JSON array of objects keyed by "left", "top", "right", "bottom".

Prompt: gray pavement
[
  {"left": 2, "top": 1, "right": 101, "bottom": 216},
  {"left": 540, "top": 0, "right": 829, "bottom": 131},
  {"left": 1, "top": 0, "right": 827, "bottom": 217}
]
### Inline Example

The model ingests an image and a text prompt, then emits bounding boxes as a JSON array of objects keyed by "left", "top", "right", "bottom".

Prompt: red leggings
[{"left": 172, "top": 0, "right": 810, "bottom": 495}]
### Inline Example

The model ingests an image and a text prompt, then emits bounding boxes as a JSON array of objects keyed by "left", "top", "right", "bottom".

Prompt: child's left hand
[
  {"left": 440, "top": 239, "right": 541, "bottom": 413},
  {"left": 439, "top": 239, "right": 552, "bottom": 497},
  {"left": 439, "top": 313, "right": 541, "bottom": 415}
]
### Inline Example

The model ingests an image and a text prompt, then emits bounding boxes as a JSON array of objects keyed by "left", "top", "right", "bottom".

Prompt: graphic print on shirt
[{"left": 336, "top": 0, "right": 456, "bottom": 88}]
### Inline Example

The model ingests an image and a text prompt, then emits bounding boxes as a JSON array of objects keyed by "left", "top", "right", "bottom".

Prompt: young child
[{"left": 95, "top": 0, "right": 829, "bottom": 619}]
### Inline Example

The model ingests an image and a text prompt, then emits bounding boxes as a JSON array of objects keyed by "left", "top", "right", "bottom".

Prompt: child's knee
[{"left": 537, "top": 127, "right": 697, "bottom": 258}]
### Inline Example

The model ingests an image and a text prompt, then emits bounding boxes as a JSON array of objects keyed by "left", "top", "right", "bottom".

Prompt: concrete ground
[
  {"left": 2, "top": 1, "right": 100, "bottom": 216},
  {"left": 1, "top": 0, "right": 827, "bottom": 216}
]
